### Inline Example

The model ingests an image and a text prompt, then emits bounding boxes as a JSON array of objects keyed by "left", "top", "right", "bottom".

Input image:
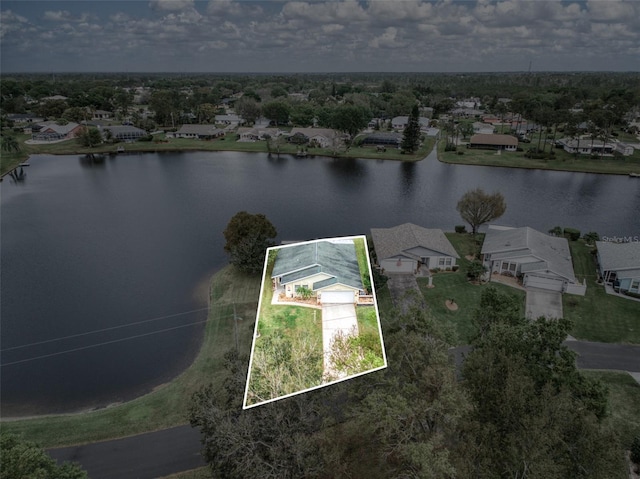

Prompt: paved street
[{"left": 48, "top": 425, "right": 205, "bottom": 479}]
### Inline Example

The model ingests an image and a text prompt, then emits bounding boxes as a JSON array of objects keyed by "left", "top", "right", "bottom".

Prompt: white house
[
  {"left": 370, "top": 223, "right": 459, "bottom": 274},
  {"left": 481, "top": 225, "right": 584, "bottom": 294},
  {"left": 288, "top": 128, "right": 341, "bottom": 148},
  {"left": 170, "top": 124, "right": 225, "bottom": 139},
  {"left": 391, "top": 116, "right": 430, "bottom": 130},
  {"left": 472, "top": 122, "right": 495, "bottom": 135},
  {"left": 596, "top": 241, "right": 640, "bottom": 296}
]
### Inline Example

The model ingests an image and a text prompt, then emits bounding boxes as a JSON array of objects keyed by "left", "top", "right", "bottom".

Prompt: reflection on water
[{"left": 1, "top": 150, "right": 639, "bottom": 415}]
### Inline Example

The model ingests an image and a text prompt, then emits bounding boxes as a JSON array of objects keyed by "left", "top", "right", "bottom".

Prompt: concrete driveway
[
  {"left": 386, "top": 274, "right": 422, "bottom": 312},
  {"left": 321, "top": 303, "right": 358, "bottom": 376},
  {"left": 525, "top": 288, "right": 563, "bottom": 319}
]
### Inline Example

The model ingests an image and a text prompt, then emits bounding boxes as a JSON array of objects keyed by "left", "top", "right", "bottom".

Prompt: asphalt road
[
  {"left": 50, "top": 339, "right": 640, "bottom": 479},
  {"left": 48, "top": 425, "right": 205, "bottom": 479}
]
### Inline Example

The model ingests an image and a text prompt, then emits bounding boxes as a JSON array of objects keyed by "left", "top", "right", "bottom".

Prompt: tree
[
  {"left": 1, "top": 134, "right": 21, "bottom": 153},
  {"left": 235, "top": 97, "right": 261, "bottom": 125},
  {"left": 189, "top": 350, "right": 327, "bottom": 478},
  {"left": 0, "top": 433, "right": 88, "bottom": 479},
  {"left": 76, "top": 126, "right": 103, "bottom": 148},
  {"left": 401, "top": 104, "right": 421, "bottom": 153},
  {"left": 459, "top": 287, "right": 624, "bottom": 478},
  {"left": 261, "top": 100, "right": 290, "bottom": 126},
  {"left": 456, "top": 188, "right": 506, "bottom": 235},
  {"left": 330, "top": 104, "right": 370, "bottom": 143},
  {"left": 223, "top": 212, "right": 277, "bottom": 274}
]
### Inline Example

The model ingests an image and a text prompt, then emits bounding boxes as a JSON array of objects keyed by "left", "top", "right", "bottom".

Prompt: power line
[
  {"left": 0, "top": 312, "right": 239, "bottom": 367},
  {"left": 1, "top": 307, "right": 211, "bottom": 352}
]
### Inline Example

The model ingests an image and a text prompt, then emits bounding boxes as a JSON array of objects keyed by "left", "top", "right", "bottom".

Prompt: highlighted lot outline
[{"left": 243, "top": 235, "right": 387, "bottom": 409}]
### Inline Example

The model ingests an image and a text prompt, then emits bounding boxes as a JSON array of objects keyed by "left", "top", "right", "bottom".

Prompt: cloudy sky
[{"left": 1, "top": 0, "right": 639, "bottom": 73}]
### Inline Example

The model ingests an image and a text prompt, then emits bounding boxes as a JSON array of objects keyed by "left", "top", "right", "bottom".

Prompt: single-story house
[
  {"left": 92, "top": 110, "right": 113, "bottom": 120},
  {"left": 170, "top": 124, "right": 225, "bottom": 139},
  {"left": 101, "top": 125, "right": 147, "bottom": 141},
  {"left": 370, "top": 223, "right": 460, "bottom": 274},
  {"left": 236, "top": 127, "right": 283, "bottom": 142},
  {"left": 468, "top": 134, "right": 518, "bottom": 151},
  {"left": 288, "top": 128, "right": 340, "bottom": 148},
  {"left": 271, "top": 239, "right": 364, "bottom": 304},
  {"left": 481, "top": 225, "right": 583, "bottom": 294},
  {"left": 214, "top": 114, "right": 244, "bottom": 126},
  {"left": 360, "top": 132, "right": 402, "bottom": 147},
  {"left": 391, "top": 116, "right": 430, "bottom": 130},
  {"left": 557, "top": 138, "right": 617, "bottom": 156},
  {"left": 451, "top": 107, "right": 484, "bottom": 118},
  {"left": 596, "top": 241, "right": 640, "bottom": 295},
  {"left": 7, "top": 113, "right": 45, "bottom": 124},
  {"left": 31, "top": 121, "right": 82, "bottom": 141},
  {"left": 615, "top": 142, "right": 634, "bottom": 156},
  {"left": 472, "top": 122, "right": 495, "bottom": 135}
]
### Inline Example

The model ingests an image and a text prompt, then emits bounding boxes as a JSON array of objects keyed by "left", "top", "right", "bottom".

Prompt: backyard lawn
[{"left": 564, "top": 240, "right": 640, "bottom": 344}]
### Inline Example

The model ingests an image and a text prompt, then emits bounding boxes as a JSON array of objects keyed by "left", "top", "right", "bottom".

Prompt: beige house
[
  {"left": 469, "top": 133, "right": 518, "bottom": 151},
  {"left": 370, "top": 223, "right": 459, "bottom": 274}
]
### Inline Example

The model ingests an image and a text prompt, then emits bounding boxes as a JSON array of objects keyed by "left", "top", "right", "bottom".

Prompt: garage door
[
  {"left": 524, "top": 275, "right": 564, "bottom": 292},
  {"left": 321, "top": 291, "right": 354, "bottom": 304}
]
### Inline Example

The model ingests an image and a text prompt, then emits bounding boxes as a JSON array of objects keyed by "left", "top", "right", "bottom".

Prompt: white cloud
[
  {"left": 149, "top": 0, "right": 195, "bottom": 12},
  {"left": 282, "top": 1, "right": 368, "bottom": 24},
  {"left": 43, "top": 10, "right": 72, "bottom": 22},
  {"left": 368, "top": 26, "right": 405, "bottom": 49}
]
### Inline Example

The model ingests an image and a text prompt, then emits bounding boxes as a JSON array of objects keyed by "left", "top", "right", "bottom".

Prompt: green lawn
[
  {"left": 5, "top": 131, "right": 437, "bottom": 170},
  {"left": 1, "top": 266, "right": 261, "bottom": 447},
  {"left": 415, "top": 233, "right": 526, "bottom": 345},
  {"left": 582, "top": 371, "right": 640, "bottom": 446},
  {"left": 564, "top": 241, "right": 640, "bottom": 344},
  {"left": 437, "top": 137, "right": 640, "bottom": 175}
]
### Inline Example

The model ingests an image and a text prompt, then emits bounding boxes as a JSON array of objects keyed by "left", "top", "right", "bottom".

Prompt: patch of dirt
[
  {"left": 445, "top": 300, "right": 459, "bottom": 311},
  {"left": 465, "top": 255, "right": 476, "bottom": 261}
]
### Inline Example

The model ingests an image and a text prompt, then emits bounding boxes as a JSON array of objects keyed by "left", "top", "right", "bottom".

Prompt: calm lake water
[{"left": 2, "top": 149, "right": 639, "bottom": 416}]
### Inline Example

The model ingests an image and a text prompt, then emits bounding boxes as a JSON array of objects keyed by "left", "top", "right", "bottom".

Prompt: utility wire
[
  {"left": 1, "top": 311, "right": 242, "bottom": 367},
  {"left": 1, "top": 307, "right": 211, "bottom": 352}
]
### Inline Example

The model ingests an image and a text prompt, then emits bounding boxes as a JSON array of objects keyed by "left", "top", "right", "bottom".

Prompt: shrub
[
  {"left": 549, "top": 226, "right": 563, "bottom": 237},
  {"left": 138, "top": 134, "right": 154, "bottom": 142},
  {"left": 631, "top": 435, "right": 640, "bottom": 464},
  {"left": 452, "top": 265, "right": 459, "bottom": 272},
  {"left": 583, "top": 231, "right": 600, "bottom": 245},
  {"left": 563, "top": 227, "right": 581, "bottom": 241},
  {"left": 456, "top": 150, "right": 464, "bottom": 155},
  {"left": 444, "top": 143, "right": 457, "bottom": 152},
  {"left": 455, "top": 225, "right": 467, "bottom": 234}
]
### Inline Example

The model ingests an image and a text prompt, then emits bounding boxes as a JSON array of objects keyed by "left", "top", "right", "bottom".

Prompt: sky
[{"left": 1, "top": 0, "right": 639, "bottom": 73}]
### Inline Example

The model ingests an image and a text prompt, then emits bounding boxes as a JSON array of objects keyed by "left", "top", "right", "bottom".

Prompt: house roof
[
  {"left": 370, "top": 223, "right": 459, "bottom": 261},
  {"left": 176, "top": 124, "right": 224, "bottom": 135},
  {"left": 37, "top": 121, "right": 80, "bottom": 135},
  {"left": 271, "top": 239, "right": 363, "bottom": 291},
  {"left": 481, "top": 226, "right": 576, "bottom": 281},
  {"left": 289, "top": 127, "right": 338, "bottom": 139},
  {"left": 470, "top": 133, "right": 518, "bottom": 146},
  {"left": 596, "top": 241, "right": 640, "bottom": 273},
  {"left": 102, "top": 125, "right": 146, "bottom": 135}
]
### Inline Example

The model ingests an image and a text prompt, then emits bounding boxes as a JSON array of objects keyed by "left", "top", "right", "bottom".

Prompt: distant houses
[
  {"left": 101, "top": 125, "right": 147, "bottom": 142},
  {"left": 168, "top": 124, "right": 225, "bottom": 140}
]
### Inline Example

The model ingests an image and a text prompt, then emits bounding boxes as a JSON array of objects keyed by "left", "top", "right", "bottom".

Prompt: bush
[
  {"left": 631, "top": 435, "right": 640, "bottom": 464},
  {"left": 456, "top": 150, "right": 464, "bottom": 155},
  {"left": 455, "top": 225, "right": 467, "bottom": 234},
  {"left": 563, "top": 227, "right": 581, "bottom": 241},
  {"left": 444, "top": 143, "right": 457, "bottom": 152},
  {"left": 138, "top": 134, "right": 154, "bottom": 142}
]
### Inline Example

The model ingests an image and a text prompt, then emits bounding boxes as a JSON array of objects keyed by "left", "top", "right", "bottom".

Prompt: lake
[{"left": 1, "top": 148, "right": 639, "bottom": 416}]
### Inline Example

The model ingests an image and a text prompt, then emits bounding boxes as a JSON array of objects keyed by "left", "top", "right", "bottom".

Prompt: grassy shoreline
[
  {"left": 1, "top": 266, "right": 261, "bottom": 448},
  {"left": 436, "top": 138, "right": 640, "bottom": 175},
  {"left": 1, "top": 133, "right": 435, "bottom": 178}
]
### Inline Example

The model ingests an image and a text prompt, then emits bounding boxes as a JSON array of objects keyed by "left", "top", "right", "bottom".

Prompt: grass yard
[
  {"left": 1, "top": 266, "right": 261, "bottom": 448},
  {"left": 582, "top": 371, "right": 640, "bottom": 447},
  {"left": 437, "top": 137, "right": 640, "bottom": 175},
  {"left": 415, "top": 232, "right": 526, "bottom": 345},
  {"left": 564, "top": 241, "right": 640, "bottom": 344}
]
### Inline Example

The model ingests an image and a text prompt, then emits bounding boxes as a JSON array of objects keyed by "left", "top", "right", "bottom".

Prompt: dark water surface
[{"left": 2, "top": 150, "right": 639, "bottom": 415}]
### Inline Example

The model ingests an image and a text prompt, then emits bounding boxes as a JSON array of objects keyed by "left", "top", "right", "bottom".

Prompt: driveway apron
[{"left": 525, "top": 288, "right": 563, "bottom": 319}]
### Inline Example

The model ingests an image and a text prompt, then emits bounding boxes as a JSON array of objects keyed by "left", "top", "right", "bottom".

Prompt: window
[{"left": 631, "top": 280, "right": 640, "bottom": 292}]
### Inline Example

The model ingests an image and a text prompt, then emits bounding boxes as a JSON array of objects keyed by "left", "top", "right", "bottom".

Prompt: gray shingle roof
[
  {"left": 482, "top": 226, "right": 576, "bottom": 281},
  {"left": 596, "top": 241, "right": 640, "bottom": 272},
  {"left": 271, "top": 239, "right": 363, "bottom": 291},
  {"left": 176, "top": 124, "right": 224, "bottom": 135},
  {"left": 370, "top": 223, "right": 459, "bottom": 261}
]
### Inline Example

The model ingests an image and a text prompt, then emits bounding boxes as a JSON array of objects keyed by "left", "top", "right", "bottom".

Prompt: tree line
[{"left": 189, "top": 286, "right": 627, "bottom": 478}]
